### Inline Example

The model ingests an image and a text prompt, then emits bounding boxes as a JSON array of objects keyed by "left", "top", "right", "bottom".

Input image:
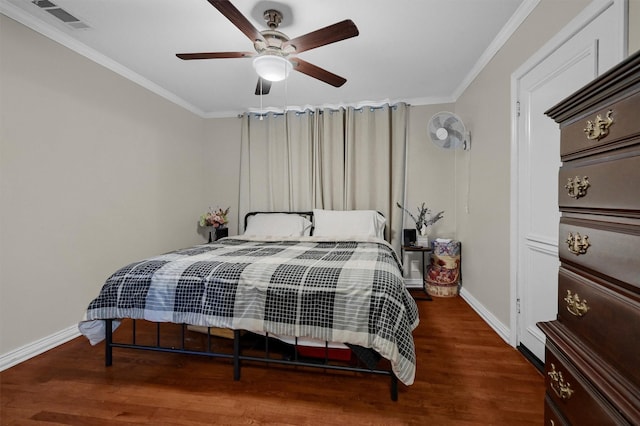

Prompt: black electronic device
[{"left": 403, "top": 229, "right": 417, "bottom": 246}]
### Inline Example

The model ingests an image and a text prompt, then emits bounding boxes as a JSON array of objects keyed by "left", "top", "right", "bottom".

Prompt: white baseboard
[
  {"left": 0, "top": 324, "right": 80, "bottom": 372},
  {"left": 459, "top": 287, "right": 511, "bottom": 345}
]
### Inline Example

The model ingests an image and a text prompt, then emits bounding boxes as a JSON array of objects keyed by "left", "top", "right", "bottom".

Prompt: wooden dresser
[{"left": 540, "top": 51, "right": 640, "bottom": 425}]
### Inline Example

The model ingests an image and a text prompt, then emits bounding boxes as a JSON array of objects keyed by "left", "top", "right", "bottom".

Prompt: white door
[{"left": 512, "top": 0, "right": 626, "bottom": 362}]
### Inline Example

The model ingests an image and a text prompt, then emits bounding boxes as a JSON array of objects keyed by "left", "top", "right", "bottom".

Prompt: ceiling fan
[{"left": 176, "top": 0, "right": 359, "bottom": 95}]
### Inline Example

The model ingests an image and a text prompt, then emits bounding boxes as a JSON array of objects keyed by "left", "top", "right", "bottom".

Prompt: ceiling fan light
[{"left": 253, "top": 54, "right": 292, "bottom": 82}]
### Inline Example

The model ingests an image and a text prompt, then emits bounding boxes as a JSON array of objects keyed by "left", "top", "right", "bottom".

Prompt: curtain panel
[{"left": 238, "top": 103, "right": 407, "bottom": 253}]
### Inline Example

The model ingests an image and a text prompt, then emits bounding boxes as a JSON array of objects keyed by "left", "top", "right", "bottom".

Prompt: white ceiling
[{"left": 2, "top": 0, "right": 535, "bottom": 117}]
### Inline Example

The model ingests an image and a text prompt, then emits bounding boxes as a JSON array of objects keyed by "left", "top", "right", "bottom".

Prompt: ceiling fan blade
[
  {"left": 207, "top": 0, "right": 265, "bottom": 43},
  {"left": 283, "top": 20, "right": 359, "bottom": 54},
  {"left": 291, "top": 58, "right": 347, "bottom": 87},
  {"left": 255, "top": 78, "right": 271, "bottom": 95},
  {"left": 176, "top": 52, "right": 253, "bottom": 60}
]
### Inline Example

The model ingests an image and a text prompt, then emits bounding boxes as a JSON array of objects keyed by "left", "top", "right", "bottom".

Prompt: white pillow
[
  {"left": 244, "top": 213, "right": 313, "bottom": 237},
  {"left": 312, "top": 209, "right": 386, "bottom": 239}
]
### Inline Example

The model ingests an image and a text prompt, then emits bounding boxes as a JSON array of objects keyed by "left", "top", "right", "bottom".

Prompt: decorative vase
[
  {"left": 416, "top": 235, "right": 429, "bottom": 248},
  {"left": 416, "top": 225, "right": 431, "bottom": 247}
]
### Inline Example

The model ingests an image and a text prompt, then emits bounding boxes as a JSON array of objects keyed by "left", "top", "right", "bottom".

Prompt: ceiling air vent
[
  {"left": 32, "top": 0, "right": 55, "bottom": 7},
  {"left": 32, "top": 0, "right": 90, "bottom": 29}
]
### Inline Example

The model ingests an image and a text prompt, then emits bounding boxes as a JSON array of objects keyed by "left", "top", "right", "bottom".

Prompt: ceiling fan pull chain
[
  {"left": 259, "top": 79, "right": 264, "bottom": 120},
  {"left": 284, "top": 60, "right": 288, "bottom": 113}
]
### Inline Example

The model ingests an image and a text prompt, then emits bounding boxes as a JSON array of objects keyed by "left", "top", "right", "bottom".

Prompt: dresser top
[{"left": 546, "top": 50, "right": 640, "bottom": 125}]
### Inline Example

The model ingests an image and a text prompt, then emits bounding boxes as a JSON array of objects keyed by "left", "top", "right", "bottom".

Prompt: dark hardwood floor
[{"left": 1, "top": 295, "right": 544, "bottom": 425}]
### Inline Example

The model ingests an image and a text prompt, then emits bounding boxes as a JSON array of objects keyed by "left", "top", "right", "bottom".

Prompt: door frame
[{"left": 509, "top": 0, "right": 627, "bottom": 349}]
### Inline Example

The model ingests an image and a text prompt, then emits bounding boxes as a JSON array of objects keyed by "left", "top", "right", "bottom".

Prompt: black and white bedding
[{"left": 80, "top": 235, "right": 419, "bottom": 385}]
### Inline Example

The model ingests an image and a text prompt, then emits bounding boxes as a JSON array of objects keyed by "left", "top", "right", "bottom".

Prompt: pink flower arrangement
[{"left": 199, "top": 207, "right": 229, "bottom": 228}]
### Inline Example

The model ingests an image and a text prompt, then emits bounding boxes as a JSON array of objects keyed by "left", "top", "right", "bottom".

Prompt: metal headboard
[{"left": 243, "top": 210, "right": 387, "bottom": 239}]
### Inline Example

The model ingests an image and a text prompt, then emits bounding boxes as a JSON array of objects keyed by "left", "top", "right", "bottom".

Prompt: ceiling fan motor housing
[{"left": 254, "top": 30, "right": 293, "bottom": 55}]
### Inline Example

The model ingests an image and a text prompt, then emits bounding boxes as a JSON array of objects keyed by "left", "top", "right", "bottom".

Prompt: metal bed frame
[{"left": 104, "top": 319, "right": 399, "bottom": 401}]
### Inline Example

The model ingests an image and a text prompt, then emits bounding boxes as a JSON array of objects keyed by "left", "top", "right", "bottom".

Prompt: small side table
[{"left": 401, "top": 245, "right": 433, "bottom": 301}]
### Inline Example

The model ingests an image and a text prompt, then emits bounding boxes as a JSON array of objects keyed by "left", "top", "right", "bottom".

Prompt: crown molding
[{"left": 452, "top": 0, "right": 541, "bottom": 100}]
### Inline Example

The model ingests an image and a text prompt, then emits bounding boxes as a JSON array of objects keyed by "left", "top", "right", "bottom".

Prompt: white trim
[
  {"left": 525, "top": 323, "right": 546, "bottom": 346},
  {"left": 398, "top": 95, "right": 457, "bottom": 108},
  {"left": 452, "top": 0, "right": 541, "bottom": 100},
  {"left": 0, "top": 324, "right": 80, "bottom": 371},
  {"left": 512, "top": 0, "right": 622, "bottom": 79},
  {"left": 509, "top": 72, "right": 520, "bottom": 347},
  {"left": 525, "top": 233, "right": 559, "bottom": 257},
  {"left": 0, "top": 0, "right": 207, "bottom": 118},
  {"left": 509, "top": 0, "right": 627, "bottom": 348},
  {"left": 459, "top": 287, "right": 510, "bottom": 344}
]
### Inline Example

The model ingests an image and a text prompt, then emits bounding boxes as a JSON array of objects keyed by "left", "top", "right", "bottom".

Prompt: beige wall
[
  {"left": 2, "top": 0, "right": 636, "bottom": 360},
  {"left": 203, "top": 117, "right": 242, "bottom": 235},
  {"left": 453, "top": 0, "right": 596, "bottom": 326},
  {"left": 0, "top": 15, "right": 211, "bottom": 354},
  {"left": 402, "top": 104, "right": 457, "bottom": 278},
  {"left": 405, "top": 104, "right": 457, "bottom": 240}
]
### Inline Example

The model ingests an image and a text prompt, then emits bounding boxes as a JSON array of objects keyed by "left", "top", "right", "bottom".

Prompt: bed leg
[
  {"left": 233, "top": 329, "right": 241, "bottom": 381},
  {"left": 105, "top": 319, "right": 113, "bottom": 367},
  {"left": 390, "top": 374, "right": 398, "bottom": 401}
]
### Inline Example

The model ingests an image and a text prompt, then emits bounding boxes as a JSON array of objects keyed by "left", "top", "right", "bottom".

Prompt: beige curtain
[
  {"left": 238, "top": 112, "right": 314, "bottom": 215},
  {"left": 313, "top": 108, "right": 346, "bottom": 209},
  {"left": 239, "top": 103, "right": 407, "bottom": 253},
  {"left": 345, "top": 103, "right": 407, "bottom": 250}
]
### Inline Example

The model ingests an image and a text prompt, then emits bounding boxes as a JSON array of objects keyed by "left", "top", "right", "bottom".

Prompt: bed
[{"left": 79, "top": 210, "right": 419, "bottom": 400}]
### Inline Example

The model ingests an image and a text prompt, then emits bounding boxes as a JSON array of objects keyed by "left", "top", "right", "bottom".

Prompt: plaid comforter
[{"left": 80, "top": 236, "right": 419, "bottom": 385}]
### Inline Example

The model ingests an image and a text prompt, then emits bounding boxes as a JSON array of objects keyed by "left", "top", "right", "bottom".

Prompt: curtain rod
[{"left": 237, "top": 102, "right": 410, "bottom": 119}]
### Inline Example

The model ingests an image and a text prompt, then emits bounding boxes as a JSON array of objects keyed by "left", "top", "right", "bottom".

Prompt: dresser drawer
[
  {"left": 559, "top": 217, "right": 640, "bottom": 290},
  {"left": 545, "top": 344, "right": 629, "bottom": 425},
  {"left": 560, "top": 91, "right": 640, "bottom": 159},
  {"left": 559, "top": 152, "right": 640, "bottom": 212},
  {"left": 545, "top": 393, "right": 569, "bottom": 426},
  {"left": 558, "top": 267, "right": 640, "bottom": 386}
]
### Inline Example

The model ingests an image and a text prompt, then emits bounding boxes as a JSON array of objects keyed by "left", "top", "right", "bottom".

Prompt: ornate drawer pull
[
  {"left": 584, "top": 110, "right": 613, "bottom": 141},
  {"left": 548, "top": 363, "right": 574, "bottom": 400},
  {"left": 565, "top": 176, "right": 590, "bottom": 199},
  {"left": 566, "top": 232, "right": 590, "bottom": 255},
  {"left": 564, "top": 290, "right": 590, "bottom": 317}
]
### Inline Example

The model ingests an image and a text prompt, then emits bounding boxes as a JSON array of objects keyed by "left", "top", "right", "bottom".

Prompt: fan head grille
[{"left": 428, "top": 112, "right": 467, "bottom": 150}]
